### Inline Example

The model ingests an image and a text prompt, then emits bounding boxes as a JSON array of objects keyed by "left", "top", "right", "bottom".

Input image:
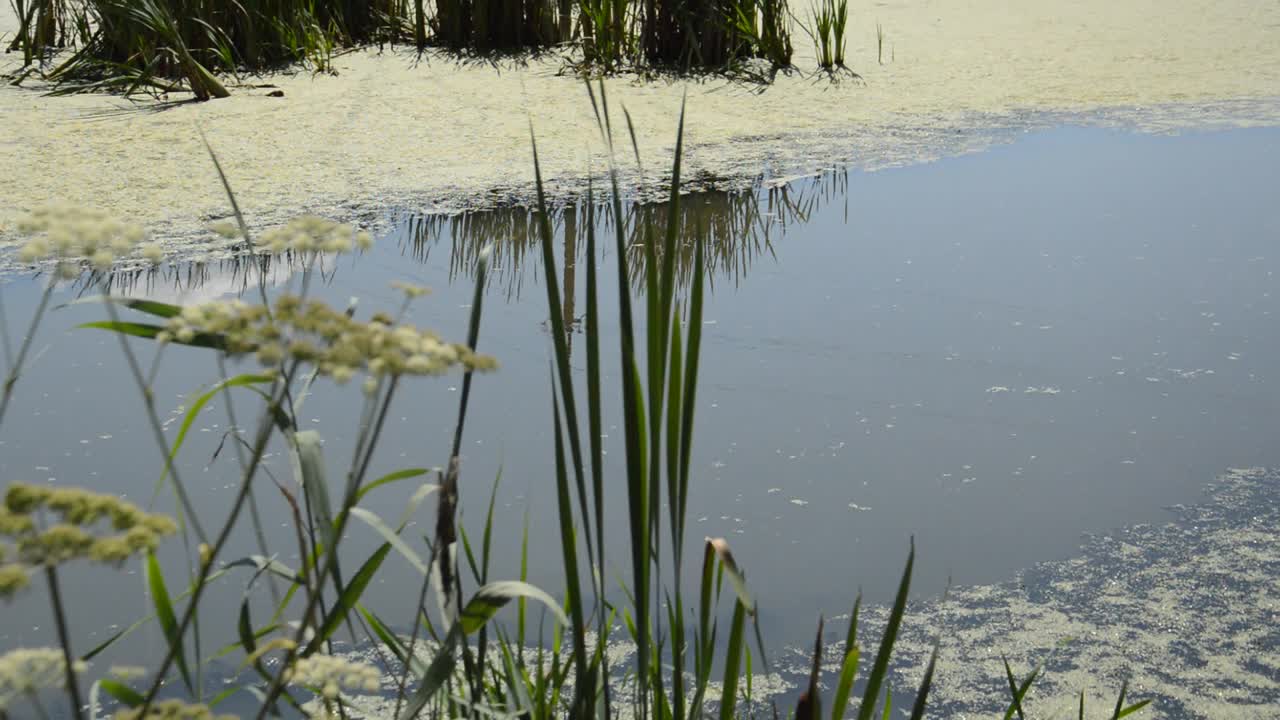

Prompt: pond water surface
[{"left": 1, "top": 120, "right": 1277, "bottom": 716}]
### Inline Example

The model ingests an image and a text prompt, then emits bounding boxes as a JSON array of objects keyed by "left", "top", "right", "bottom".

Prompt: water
[{"left": 1, "top": 121, "right": 1277, "bottom": 714}]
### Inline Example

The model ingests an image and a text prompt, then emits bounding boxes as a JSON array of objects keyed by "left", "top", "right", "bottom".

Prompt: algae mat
[{"left": 2, "top": 0, "right": 1280, "bottom": 246}]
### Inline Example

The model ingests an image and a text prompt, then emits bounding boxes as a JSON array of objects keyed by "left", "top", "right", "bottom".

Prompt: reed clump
[{"left": 6, "top": 0, "right": 797, "bottom": 97}]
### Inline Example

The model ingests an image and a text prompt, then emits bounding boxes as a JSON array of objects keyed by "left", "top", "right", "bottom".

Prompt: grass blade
[
  {"left": 856, "top": 540, "right": 913, "bottom": 720},
  {"left": 311, "top": 543, "right": 391, "bottom": 650},
  {"left": 460, "top": 580, "right": 569, "bottom": 635},
  {"left": 907, "top": 640, "right": 940, "bottom": 720},
  {"left": 145, "top": 550, "right": 193, "bottom": 694}
]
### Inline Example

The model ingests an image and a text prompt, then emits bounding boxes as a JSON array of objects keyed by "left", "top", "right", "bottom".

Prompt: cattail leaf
[
  {"left": 353, "top": 467, "right": 432, "bottom": 504},
  {"left": 78, "top": 320, "right": 225, "bottom": 350},
  {"left": 798, "top": 616, "right": 822, "bottom": 720},
  {"left": 290, "top": 429, "right": 333, "bottom": 549},
  {"left": 348, "top": 507, "right": 428, "bottom": 574},
  {"left": 397, "top": 624, "right": 464, "bottom": 720},
  {"left": 145, "top": 550, "right": 193, "bottom": 694},
  {"left": 831, "top": 646, "right": 860, "bottom": 720},
  {"left": 857, "top": 541, "right": 913, "bottom": 720},
  {"left": 158, "top": 373, "right": 275, "bottom": 493},
  {"left": 718, "top": 599, "right": 748, "bottom": 720},
  {"left": 395, "top": 482, "right": 441, "bottom": 532},
  {"left": 59, "top": 295, "right": 183, "bottom": 318},
  {"left": 705, "top": 537, "right": 755, "bottom": 615},
  {"left": 1116, "top": 699, "right": 1152, "bottom": 718},
  {"left": 907, "top": 640, "right": 940, "bottom": 720},
  {"left": 98, "top": 678, "right": 145, "bottom": 707},
  {"left": 460, "top": 581, "right": 569, "bottom": 635},
  {"left": 311, "top": 543, "right": 391, "bottom": 650},
  {"left": 1000, "top": 664, "right": 1042, "bottom": 720}
]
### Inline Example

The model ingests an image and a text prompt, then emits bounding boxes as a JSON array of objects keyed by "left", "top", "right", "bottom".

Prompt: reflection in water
[
  {"left": 74, "top": 251, "right": 321, "bottom": 304},
  {"left": 79, "top": 169, "right": 851, "bottom": 308},
  {"left": 399, "top": 168, "right": 850, "bottom": 297}
]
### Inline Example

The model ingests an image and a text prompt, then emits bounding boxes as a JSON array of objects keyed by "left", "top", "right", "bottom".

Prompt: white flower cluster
[
  {"left": 113, "top": 699, "right": 237, "bottom": 720},
  {"left": 0, "top": 647, "right": 86, "bottom": 711},
  {"left": 283, "top": 653, "right": 382, "bottom": 699},
  {"left": 157, "top": 294, "right": 496, "bottom": 383},
  {"left": 15, "top": 205, "right": 163, "bottom": 273},
  {"left": 255, "top": 216, "right": 373, "bottom": 255}
]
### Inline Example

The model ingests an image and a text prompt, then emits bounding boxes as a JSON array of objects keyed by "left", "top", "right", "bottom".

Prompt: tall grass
[
  {"left": 7, "top": 0, "right": 795, "bottom": 95},
  {"left": 0, "top": 89, "right": 1155, "bottom": 720},
  {"left": 808, "top": 0, "right": 845, "bottom": 71}
]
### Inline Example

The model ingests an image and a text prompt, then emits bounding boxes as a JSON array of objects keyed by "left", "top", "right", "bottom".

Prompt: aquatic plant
[
  {"left": 8, "top": 0, "right": 795, "bottom": 95},
  {"left": 0, "top": 89, "right": 1155, "bottom": 720},
  {"left": 807, "top": 0, "right": 846, "bottom": 70}
]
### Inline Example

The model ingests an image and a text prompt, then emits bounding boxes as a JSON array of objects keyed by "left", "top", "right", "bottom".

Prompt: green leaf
[
  {"left": 349, "top": 507, "right": 428, "bottom": 574},
  {"left": 157, "top": 374, "right": 275, "bottom": 492},
  {"left": 145, "top": 550, "right": 193, "bottom": 693},
  {"left": 99, "top": 678, "right": 145, "bottom": 707},
  {"left": 907, "top": 640, "right": 940, "bottom": 720},
  {"left": 706, "top": 537, "right": 755, "bottom": 615},
  {"left": 1000, "top": 662, "right": 1042, "bottom": 720},
  {"left": 59, "top": 295, "right": 183, "bottom": 318},
  {"left": 460, "top": 580, "right": 569, "bottom": 635},
  {"left": 291, "top": 430, "right": 334, "bottom": 549},
  {"left": 78, "top": 320, "right": 225, "bottom": 350},
  {"left": 831, "top": 646, "right": 860, "bottom": 720},
  {"left": 857, "top": 541, "right": 913, "bottom": 720},
  {"left": 354, "top": 467, "right": 432, "bottom": 504},
  {"left": 718, "top": 599, "right": 748, "bottom": 720},
  {"left": 1117, "top": 700, "right": 1152, "bottom": 718},
  {"left": 360, "top": 606, "right": 427, "bottom": 678},
  {"left": 397, "top": 624, "right": 464, "bottom": 720},
  {"left": 311, "top": 543, "right": 391, "bottom": 650}
]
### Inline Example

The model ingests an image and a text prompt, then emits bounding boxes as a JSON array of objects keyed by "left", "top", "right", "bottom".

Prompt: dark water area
[{"left": 0, "top": 122, "right": 1277, "bottom": 694}]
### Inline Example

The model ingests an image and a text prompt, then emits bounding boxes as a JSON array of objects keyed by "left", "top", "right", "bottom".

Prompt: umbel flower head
[
  {"left": 14, "top": 205, "right": 164, "bottom": 274},
  {"left": 0, "top": 483, "right": 177, "bottom": 584},
  {"left": 0, "top": 647, "right": 86, "bottom": 711},
  {"left": 284, "top": 653, "right": 382, "bottom": 698},
  {"left": 113, "top": 699, "right": 237, "bottom": 720},
  {"left": 158, "top": 293, "right": 497, "bottom": 383}
]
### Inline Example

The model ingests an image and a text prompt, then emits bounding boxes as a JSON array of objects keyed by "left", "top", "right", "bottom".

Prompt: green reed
[
  {"left": 8, "top": 0, "right": 795, "bottom": 96},
  {"left": 809, "top": 0, "right": 845, "bottom": 70}
]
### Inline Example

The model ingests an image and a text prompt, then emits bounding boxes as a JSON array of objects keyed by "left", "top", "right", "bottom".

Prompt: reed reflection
[{"left": 400, "top": 168, "right": 850, "bottom": 298}]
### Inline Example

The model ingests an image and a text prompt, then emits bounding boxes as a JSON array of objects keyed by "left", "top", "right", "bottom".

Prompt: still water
[{"left": 0, "top": 122, "right": 1277, "bottom": 711}]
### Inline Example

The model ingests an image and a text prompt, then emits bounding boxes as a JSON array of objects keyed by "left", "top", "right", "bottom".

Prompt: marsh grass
[
  {"left": 9, "top": 0, "right": 796, "bottom": 95},
  {"left": 806, "top": 0, "right": 845, "bottom": 71},
  {"left": 0, "top": 87, "right": 1155, "bottom": 720}
]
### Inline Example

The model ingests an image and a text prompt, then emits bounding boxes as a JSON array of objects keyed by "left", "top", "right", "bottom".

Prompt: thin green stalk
[
  {"left": 44, "top": 566, "right": 86, "bottom": 720},
  {"left": 0, "top": 278, "right": 55, "bottom": 429},
  {"left": 133, "top": 362, "right": 300, "bottom": 717},
  {"left": 101, "top": 297, "right": 209, "bottom": 543},
  {"left": 253, "top": 375, "right": 402, "bottom": 720}
]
